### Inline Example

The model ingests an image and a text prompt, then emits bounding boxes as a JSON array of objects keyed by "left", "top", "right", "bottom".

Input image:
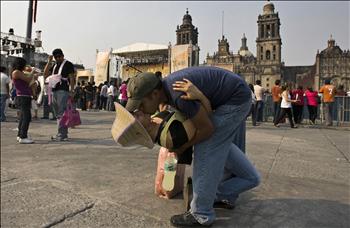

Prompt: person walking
[
  {"left": 85, "top": 82, "right": 93, "bottom": 111},
  {"left": 107, "top": 82, "right": 115, "bottom": 111},
  {"left": 119, "top": 79, "right": 129, "bottom": 107},
  {"left": 125, "top": 66, "right": 260, "bottom": 227},
  {"left": 12, "top": 57, "right": 34, "bottom": 143},
  {"left": 41, "top": 80, "right": 56, "bottom": 120},
  {"left": 80, "top": 80, "right": 87, "bottom": 111},
  {"left": 0, "top": 66, "right": 10, "bottom": 122},
  {"left": 73, "top": 82, "right": 82, "bottom": 109},
  {"left": 304, "top": 87, "right": 319, "bottom": 125},
  {"left": 254, "top": 80, "right": 265, "bottom": 122},
  {"left": 248, "top": 83, "right": 257, "bottom": 126},
  {"left": 99, "top": 81, "right": 108, "bottom": 110},
  {"left": 291, "top": 85, "right": 304, "bottom": 124},
  {"left": 43, "top": 48, "right": 75, "bottom": 141},
  {"left": 319, "top": 79, "right": 336, "bottom": 126},
  {"left": 271, "top": 80, "right": 282, "bottom": 123},
  {"left": 274, "top": 85, "right": 298, "bottom": 128}
]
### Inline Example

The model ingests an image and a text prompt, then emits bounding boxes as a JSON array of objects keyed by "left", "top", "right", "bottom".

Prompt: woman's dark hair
[
  {"left": 307, "top": 87, "right": 313, "bottom": 92},
  {"left": 12, "top": 57, "right": 27, "bottom": 71},
  {"left": 248, "top": 83, "right": 254, "bottom": 92},
  {"left": 281, "top": 85, "right": 288, "bottom": 91},
  {"left": 297, "top": 85, "right": 303, "bottom": 90}
]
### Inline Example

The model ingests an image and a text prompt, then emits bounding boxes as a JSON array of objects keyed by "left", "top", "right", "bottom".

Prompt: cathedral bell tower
[
  {"left": 176, "top": 9, "right": 198, "bottom": 45},
  {"left": 256, "top": 1, "right": 281, "bottom": 65},
  {"left": 256, "top": 1, "right": 282, "bottom": 89},
  {"left": 218, "top": 35, "right": 230, "bottom": 56}
]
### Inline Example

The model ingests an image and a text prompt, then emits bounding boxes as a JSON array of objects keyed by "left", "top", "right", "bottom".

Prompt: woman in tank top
[
  {"left": 12, "top": 57, "right": 35, "bottom": 143},
  {"left": 274, "top": 85, "right": 298, "bottom": 128}
]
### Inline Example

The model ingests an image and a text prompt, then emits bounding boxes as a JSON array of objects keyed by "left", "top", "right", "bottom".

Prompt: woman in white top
[{"left": 274, "top": 85, "right": 298, "bottom": 128}]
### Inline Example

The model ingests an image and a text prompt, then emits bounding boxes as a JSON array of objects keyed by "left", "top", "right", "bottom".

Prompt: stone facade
[
  {"left": 206, "top": 1, "right": 282, "bottom": 91},
  {"left": 314, "top": 36, "right": 350, "bottom": 91},
  {"left": 205, "top": 1, "right": 350, "bottom": 92}
]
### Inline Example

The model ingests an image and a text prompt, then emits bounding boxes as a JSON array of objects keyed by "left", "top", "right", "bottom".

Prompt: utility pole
[{"left": 23, "top": 0, "right": 34, "bottom": 64}]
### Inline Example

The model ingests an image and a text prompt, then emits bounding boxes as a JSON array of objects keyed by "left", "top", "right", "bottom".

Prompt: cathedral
[{"left": 204, "top": 1, "right": 350, "bottom": 91}]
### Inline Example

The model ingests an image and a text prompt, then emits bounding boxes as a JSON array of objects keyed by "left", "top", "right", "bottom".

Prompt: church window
[
  {"left": 261, "top": 55, "right": 263, "bottom": 60},
  {"left": 261, "top": 25, "right": 264, "bottom": 38},
  {"left": 266, "top": 25, "right": 271, "bottom": 38},
  {"left": 273, "top": 45, "right": 276, "bottom": 51},
  {"left": 266, "top": 78, "right": 269, "bottom": 81},
  {"left": 267, "top": 83, "right": 269, "bottom": 87},
  {"left": 273, "top": 54, "right": 276, "bottom": 60},
  {"left": 272, "top": 24, "right": 275, "bottom": 37},
  {"left": 266, "top": 50, "right": 271, "bottom": 60},
  {"left": 261, "top": 46, "right": 263, "bottom": 53}
]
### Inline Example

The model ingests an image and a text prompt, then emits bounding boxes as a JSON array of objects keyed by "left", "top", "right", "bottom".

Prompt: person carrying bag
[{"left": 60, "top": 97, "right": 81, "bottom": 128}]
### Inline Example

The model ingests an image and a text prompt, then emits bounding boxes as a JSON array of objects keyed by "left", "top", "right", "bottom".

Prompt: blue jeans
[
  {"left": 52, "top": 90, "right": 69, "bottom": 138},
  {"left": 273, "top": 101, "right": 281, "bottom": 123},
  {"left": 256, "top": 100, "right": 264, "bottom": 122},
  {"left": 190, "top": 101, "right": 260, "bottom": 225},
  {"left": 0, "top": 94, "right": 7, "bottom": 121}
]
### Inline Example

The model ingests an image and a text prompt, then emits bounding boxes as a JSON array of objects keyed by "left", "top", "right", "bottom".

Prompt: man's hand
[
  {"left": 173, "top": 78, "right": 202, "bottom": 100},
  {"left": 48, "top": 55, "right": 53, "bottom": 63}
]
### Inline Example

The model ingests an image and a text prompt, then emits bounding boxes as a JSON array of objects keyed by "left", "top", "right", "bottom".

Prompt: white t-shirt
[
  {"left": 0, "top": 72, "right": 10, "bottom": 95},
  {"left": 281, "top": 91, "right": 292, "bottom": 108},
  {"left": 107, "top": 85, "right": 115, "bottom": 96},
  {"left": 254, "top": 85, "right": 265, "bottom": 101},
  {"left": 101, "top": 85, "right": 108, "bottom": 97}
]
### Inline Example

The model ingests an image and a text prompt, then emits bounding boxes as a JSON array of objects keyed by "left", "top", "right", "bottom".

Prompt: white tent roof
[{"left": 112, "top": 42, "right": 168, "bottom": 54}]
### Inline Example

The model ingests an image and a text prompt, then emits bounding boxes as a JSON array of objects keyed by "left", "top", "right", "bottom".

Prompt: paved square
[{"left": 1, "top": 109, "right": 349, "bottom": 227}]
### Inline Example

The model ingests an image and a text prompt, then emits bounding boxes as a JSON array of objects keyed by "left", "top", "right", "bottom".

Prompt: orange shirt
[
  {"left": 319, "top": 85, "right": 336, "bottom": 103},
  {"left": 271, "top": 85, "right": 282, "bottom": 102}
]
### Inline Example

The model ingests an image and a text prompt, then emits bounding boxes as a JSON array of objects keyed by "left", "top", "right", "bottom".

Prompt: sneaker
[
  {"left": 41, "top": 117, "right": 49, "bottom": 119},
  {"left": 19, "top": 138, "right": 34, "bottom": 144},
  {"left": 17, "top": 135, "right": 32, "bottom": 142},
  {"left": 213, "top": 200, "right": 235, "bottom": 210},
  {"left": 170, "top": 211, "right": 209, "bottom": 227},
  {"left": 50, "top": 117, "right": 57, "bottom": 121},
  {"left": 51, "top": 135, "right": 68, "bottom": 141}
]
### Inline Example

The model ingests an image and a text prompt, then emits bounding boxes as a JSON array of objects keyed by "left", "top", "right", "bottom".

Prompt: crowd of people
[
  {"left": 0, "top": 48, "right": 130, "bottom": 143},
  {"left": 0, "top": 51, "right": 346, "bottom": 145},
  {"left": 248, "top": 78, "right": 342, "bottom": 128},
  {"left": 0, "top": 49, "right": 348, "bottom": 227}
]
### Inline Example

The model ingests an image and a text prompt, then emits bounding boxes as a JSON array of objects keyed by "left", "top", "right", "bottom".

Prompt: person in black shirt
[{"left": 43, "top": 48, "right": 75, "bottom": 141}]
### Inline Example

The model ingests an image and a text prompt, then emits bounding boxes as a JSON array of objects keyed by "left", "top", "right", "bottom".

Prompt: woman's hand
[{"left": 172, "top": 78, "right": 203, "bottom": 100}]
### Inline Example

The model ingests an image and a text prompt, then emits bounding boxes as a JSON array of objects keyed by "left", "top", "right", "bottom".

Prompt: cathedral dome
[
  {"left": 263, "top": 1, "right": 275, "bottom": 15},
  {"left": 239, "top": 49, "right": 253, "bottom": 57},
  {"left": 182, "top": 9, "right": 192, "bottom": 25}
]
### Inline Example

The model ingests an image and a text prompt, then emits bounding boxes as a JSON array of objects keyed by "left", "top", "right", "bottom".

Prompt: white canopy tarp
[{"left": 112, "top": 43, "right": 168, "bottom": 54}]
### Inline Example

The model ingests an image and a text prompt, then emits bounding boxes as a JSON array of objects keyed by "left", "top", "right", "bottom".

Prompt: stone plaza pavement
[{"left": 1, "top": 109, "right": 349, "bottom": 228}]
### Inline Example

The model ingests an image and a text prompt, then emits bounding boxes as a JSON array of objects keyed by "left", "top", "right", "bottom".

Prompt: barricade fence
[{"left": 261, "top": 95, "right": 350, "bottom": 126}]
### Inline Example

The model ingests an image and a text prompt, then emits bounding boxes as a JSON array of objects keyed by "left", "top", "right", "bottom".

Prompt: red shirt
[{"left": 291, "top": 89, "right": 304, "bottom": 106}]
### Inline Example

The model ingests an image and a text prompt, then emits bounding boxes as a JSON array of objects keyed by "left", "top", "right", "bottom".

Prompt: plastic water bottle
[{"left": 162, "top": 153, "right": 177, "bottom": 191}]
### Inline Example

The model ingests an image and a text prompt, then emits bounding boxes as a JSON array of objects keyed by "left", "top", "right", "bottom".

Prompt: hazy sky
[{"left": 1, "top": 1, "right": 349, "bottom": 71}]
